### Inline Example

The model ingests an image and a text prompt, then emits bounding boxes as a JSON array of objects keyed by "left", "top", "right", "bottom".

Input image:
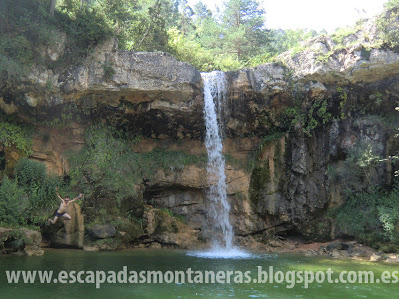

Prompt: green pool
[{"left": 1, "top": 249, "right": 398, "bottom": 298}]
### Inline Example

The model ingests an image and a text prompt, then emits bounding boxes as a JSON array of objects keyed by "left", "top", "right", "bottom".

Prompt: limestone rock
[
  {"left": 370, "top": 253, "right": 383, "bottom": 262},
  {"left": 2, "top": 10, "right": 399, "bottom": 250},
  {"left": 83, "top": 238, "right": 118, "bottom": 251},
  {"left": 0, "top": 227, "right": 44, "bottom": 256},
  {"left": 49, "top": 202, "right": 84, "bottom": 248},
  {"left": 149, "top": 242, "right": 162, "bottom": 249},
  {"left": 143, "top": 206, "right": 201, "bottom": 249},
  {"left": 116, "top": 221, "right": 144, "bottom": 243},
  {"left": 253, "top": 63, "right": 290, "bottom": 96},
  {"left": 87, "top": 224, "right": 116, "bottom": 239}
]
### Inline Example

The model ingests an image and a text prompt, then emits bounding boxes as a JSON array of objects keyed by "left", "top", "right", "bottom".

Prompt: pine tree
[{"left": 222, "top": 0, "right": 268, "bottom": 61}]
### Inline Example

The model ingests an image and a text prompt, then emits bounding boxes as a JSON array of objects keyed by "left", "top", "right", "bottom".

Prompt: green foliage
[
  {"left": 331, "top": 26, "right": 358, "bottom": 46},
  {"left": 90, "top": 0, "right": 174, "bottom": 52},
  {"left": 102, "top": 62, "right": 115, "bottom": 80},
  {"left": 14, "top": 158, "right": 59, "bottom": 225},
  {"left": 56, "top": 1, "right": 114, "bottom": 58},
  {"left": 168, "top": 28, "right": 243, "bottom": 71},
  {"left": 0, "top": 35, "right": 33, "bottom": 64},
  {"left": 377, "top": 1, "right": 399, "bottom": 48},
  {"left": 0, "top": 122, "right": 33, "bottom": 155},
  {"left": 160, "top": 208, "right": 185, "bottom": 223},
  {"left": 42, "top": 103, "right": 81, "bottom": 128},
  {"left": 285, "top": 97, "right": 333, "bottom": 137},
  {"left": 0, "top": 0, "right": 59, "bottom": 77},
  {"left": 246, "top": 130, "right": 286, "bottom": 172},
  {"left": 384, "top": 0, "right": 399, "bottom": 10},
  {"left": 67, "top": 124, "right": 207, "bottom": 211},
  {"left": 344, "top": 142, "right": 382, "bottom": 186},
  {"left": 302, "top": 98, "right": 332, "bottom": 136},
  {"left": 327, "top": 163, "right": 338, "bottom": 182},
  {"left": 0, "top": 176, "right": 28, "bottom": 226},
  {"left": 14, "top": 158, "right": 47, "bottom": 188},
  {"left": 222, "top": 0, "right": 267, "bottom": 62},
  {"left": 0, "top": 0, "right": 113, "bottom": 76},
  {"left": 0, "top": 158, "right": 60, "bottom": 227},
  {"left": 45, "top": 78, "right": 53, "bottom": 91},
  {"left": 315, "top": 50, "right": 335, "bottom": 63},
  {"left": 0, "top": 0, "right": 326, "bottom": 72},
  {"left": 268, "top": 29, "right": 318, "bottom": 58},
  {"left": 330, "top": 186, "right": 399, "bottom": 249}
]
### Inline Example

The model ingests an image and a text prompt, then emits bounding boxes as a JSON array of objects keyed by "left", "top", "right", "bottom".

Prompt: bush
[
  {"left": 0, "top": 176, "right": 28, "bottom": 226},
  {"left": 0, "top": 122, "right": 33, "bottom": 156},
  {"left": 0, "top": 0, "right": 113, "bottom": 77},
  {"left": 168, "top": 28, "right": 243, "bottom": 71},
  {"left": 14, "top": 158, "right": 47, "bottom": 188},
  {"left": 56, "top": 4, "right": 114, "bottom": 60},
  {"left": 10, "top": 158, "right": 59, "bottom": 226},
  {"left": 0, "top": 0, "right": 59, "bottom": 76},
  {"left": 331, "top": 186, "right": 399, "bottom": 250},
  {"left": 377, "top": 1, "right": 399, "bottom": 48}
]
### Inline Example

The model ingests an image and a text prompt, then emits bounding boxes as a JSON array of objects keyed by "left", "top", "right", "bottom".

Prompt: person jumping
[{"left": 49, "top": 187, "right": 83, "bottom": 224}]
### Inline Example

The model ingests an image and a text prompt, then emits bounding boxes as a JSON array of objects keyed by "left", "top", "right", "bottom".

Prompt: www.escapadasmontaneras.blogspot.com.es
[{"left": 4, "top": 266, "right": 399, "bottom": 289}]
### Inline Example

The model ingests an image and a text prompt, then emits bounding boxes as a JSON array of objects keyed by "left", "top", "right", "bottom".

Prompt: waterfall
[
  {"left": 188, "top": 71, "right": 250, "bottom": 259},
  {"left": 202, "top": 71, "right": 233, "bottom": 250}
]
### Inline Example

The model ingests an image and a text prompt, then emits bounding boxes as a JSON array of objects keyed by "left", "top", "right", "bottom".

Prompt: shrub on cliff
[
  {"left": 66, "top": 123, "right": 206, "bottom": 220},
  {"left": 331, "top": 186, "right": 399, "bottom": 251},
  {"left": 14, "top": 158, "right": 60, "bottom": 225},
  {"left": 377, "top": 0, "right": 399, "bottom": 49},
  {"left": 0, "top": 176, "right": 28, "bottom": 226},
  {"left": 0, "top": 158, "right": 61, "bottom": 227}
]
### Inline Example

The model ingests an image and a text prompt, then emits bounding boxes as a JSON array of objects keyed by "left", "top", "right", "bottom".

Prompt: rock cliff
[{"left": 1, "top": 12, "right": 398, "bottom": 250}]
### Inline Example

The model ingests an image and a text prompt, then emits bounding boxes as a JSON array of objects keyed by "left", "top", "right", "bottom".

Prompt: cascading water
[
  {"left": 202, "top": 71, "right": 233, "bottom": 250},
  {"left": 189, "top": 71, "right": 250, "bottom": 259}
]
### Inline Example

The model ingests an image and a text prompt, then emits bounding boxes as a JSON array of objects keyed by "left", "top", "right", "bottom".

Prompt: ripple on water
[{"left": 187, "top": 247, "right": 255, "bottom": 259}]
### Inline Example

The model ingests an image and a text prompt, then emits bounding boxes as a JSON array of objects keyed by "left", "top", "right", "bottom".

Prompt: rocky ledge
[
  {"left": 1, "top": 11, "right": 399, "bottom": 254},
  {"left": 0, "top": 227, "right": 43, "bottom": 256}
]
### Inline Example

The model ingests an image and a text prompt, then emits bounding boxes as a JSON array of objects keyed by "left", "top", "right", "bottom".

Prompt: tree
[
  {"left": 266, "top": 28, "right": 318, "bottom": 56},
  {"left": 193, "top": 0, "right": 212, "bottom": 25},
  {"left": 178, "top": 0, "right": 195, "bottom": 36},
  {"left": 222, "top": 0, "right": 268, "bottom": 61},
  {"left": 135, "top": 0, "right": 171, "bottom": 51},
  {"left": 49, "top": 0, "right": 56, "bottom": 16}
]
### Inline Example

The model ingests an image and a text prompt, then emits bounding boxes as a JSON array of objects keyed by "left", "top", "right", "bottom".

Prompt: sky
[{"left": 186, "top": 0, "right": 388, "bottom": 32}]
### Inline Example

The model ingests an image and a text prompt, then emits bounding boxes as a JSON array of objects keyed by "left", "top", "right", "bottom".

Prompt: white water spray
[
  {"left": 202, "top": 71, "right": 233, "bottom": 250},
  {"left": 192, "top": 71, "right": 250, "bottom": 259}
]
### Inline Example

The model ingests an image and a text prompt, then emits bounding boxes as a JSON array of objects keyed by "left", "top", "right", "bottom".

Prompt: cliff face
[{"left": 1, "top": 15, "right": 398, "bottom": 249}]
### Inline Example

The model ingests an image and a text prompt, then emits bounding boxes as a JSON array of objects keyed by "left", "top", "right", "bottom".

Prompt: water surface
[{"left": 1, "top": 249, "right": 398, "bottom": 298}]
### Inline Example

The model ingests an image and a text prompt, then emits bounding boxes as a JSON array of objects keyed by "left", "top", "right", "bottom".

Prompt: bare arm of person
[
  {"left": 70, "top": 194, "right": 84, "bottom": 202},
  {"left": 55, "top": 187, "right": 65, "bottom": 203}
]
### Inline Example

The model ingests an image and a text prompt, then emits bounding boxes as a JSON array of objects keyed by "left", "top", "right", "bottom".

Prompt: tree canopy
[{"left": 0, "top": 0, "right": 323, "bottom": 72}]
